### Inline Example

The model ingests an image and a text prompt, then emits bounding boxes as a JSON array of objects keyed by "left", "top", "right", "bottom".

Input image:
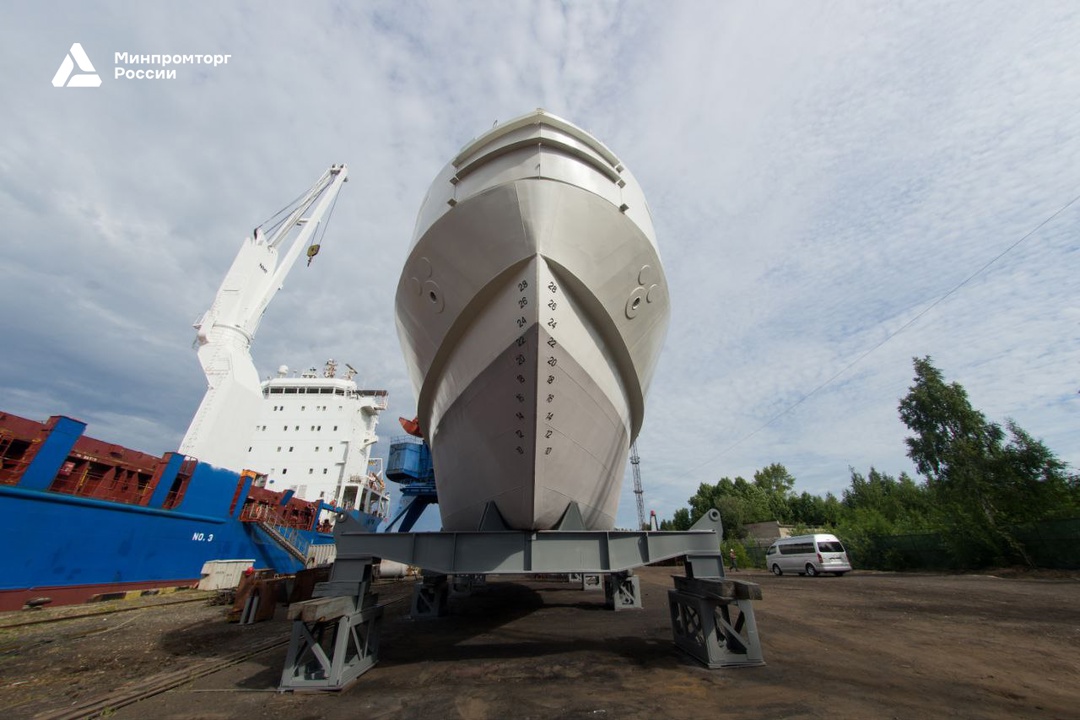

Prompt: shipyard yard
[{"left": 0, "top": 565, "right": 1076, "bottom": 720}]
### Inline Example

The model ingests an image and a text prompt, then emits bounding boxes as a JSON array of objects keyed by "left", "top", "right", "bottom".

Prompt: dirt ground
[{"left": 1, "top": 566, "right": 1077, "bottom": 720}]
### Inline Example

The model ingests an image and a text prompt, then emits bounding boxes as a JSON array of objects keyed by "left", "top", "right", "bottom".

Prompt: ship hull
[
  {"left": 0, "top": 413, "right": 382, "bottom": 611},
  {"left": 396, "top": 112, "right": 669, "bottom": 531},
  {"left": 0, "top": 483, "right": 377, "bottom": 612}
]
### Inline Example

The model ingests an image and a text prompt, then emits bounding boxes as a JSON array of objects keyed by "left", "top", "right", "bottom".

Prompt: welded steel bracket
[
  {"left": 278, "top": 560, "right": 382, "bottom": 691},
  {"left": 667, "top": 563, "right": 765, "bottom": 668},
  {"left": 451, "top": 573, "right": 488, "bottom": 594},
  {"left": 604, "top": 570, "right": 642, "bottom": 610},
  {"left": 411, "top": 572, "right": 450, "bottom": 618}
]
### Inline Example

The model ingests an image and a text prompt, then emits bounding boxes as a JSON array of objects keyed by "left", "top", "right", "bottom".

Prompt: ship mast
[
  {"left": 631, "top": 440, "right": 646, "bottom": 530},
  {"left": 179, "top": 165, "right": 348, "bottom": 470}
]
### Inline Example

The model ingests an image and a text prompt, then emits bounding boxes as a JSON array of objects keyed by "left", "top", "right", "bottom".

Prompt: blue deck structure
[
  {"left": 384, "top": 436, "right": 438, "bottom": 532},
  {"left": 0, "top": 411, "right": 380, "bottom": 610}
]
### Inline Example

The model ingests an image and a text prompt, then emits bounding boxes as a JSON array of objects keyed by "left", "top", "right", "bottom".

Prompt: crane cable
[
  {"left": 306, "top": 182, "right": 342, "bottom": 265},
  {"left": 257, "top": 184, "right": 312, "bottom": 238},
  {"left": 683, "top": 189, "right": 1080, "bottom": 477}
]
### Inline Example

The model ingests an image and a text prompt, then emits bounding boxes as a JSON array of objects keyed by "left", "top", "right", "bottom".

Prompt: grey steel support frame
[
  {"left": 280, "top": 508, "right": 763, "bottom": 690},
  {"left": 331, "top": 506, "right": 728, "bottom": 576},
  {"left": 668, "top": 556, "right": 765, "bottom": 667},
  {"left": 279, "top": 561, "right": 383, "bottom": 691},
  {"left": 411, "top": 572, "right": 450, "bottom": 618},
  {"left": 604, "top": 571, "right": 642, "bottom": 610}
]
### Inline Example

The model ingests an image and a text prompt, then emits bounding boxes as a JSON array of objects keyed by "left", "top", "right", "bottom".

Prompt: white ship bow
[{"left": 396, "top": 111, "right": 669, "bottom": 531}]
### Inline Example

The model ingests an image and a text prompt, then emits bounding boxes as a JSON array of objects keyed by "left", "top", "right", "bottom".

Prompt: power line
[{"left": 684, "top": 190, "right": 1080, "bottom": 477}]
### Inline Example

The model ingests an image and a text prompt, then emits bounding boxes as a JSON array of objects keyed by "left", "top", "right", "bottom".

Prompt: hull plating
[
  {"left": 396, "top": 111, "right": 669, "bottom": 531},
  {"left": 0, "top": 413, "right": 382, "bottom": 611}
]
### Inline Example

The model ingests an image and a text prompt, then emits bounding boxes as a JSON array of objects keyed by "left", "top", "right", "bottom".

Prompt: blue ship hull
[{"left": 0, "top": 413, "right": 381, "bottom": 611}]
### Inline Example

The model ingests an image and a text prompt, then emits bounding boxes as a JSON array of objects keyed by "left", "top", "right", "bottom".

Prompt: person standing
[{"left": 728, "top": 548, "right": 739, "bottom": 572}]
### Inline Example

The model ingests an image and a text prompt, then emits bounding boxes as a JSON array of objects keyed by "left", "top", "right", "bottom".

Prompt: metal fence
[
  {"left": 738, "top": 518, "right": 1080, "bottom": 571},
  {"left": 842, "top": 517, "right": 1080, "bottom": 571}
]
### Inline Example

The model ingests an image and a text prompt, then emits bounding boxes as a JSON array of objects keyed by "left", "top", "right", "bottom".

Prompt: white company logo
[{"left": 52, "top": 43, "right": 102, "bottom": 88}]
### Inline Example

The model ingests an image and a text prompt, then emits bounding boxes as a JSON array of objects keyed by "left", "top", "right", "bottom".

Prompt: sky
[{"left": 1, "top": 1, "right": 1077, "bottom": 531}]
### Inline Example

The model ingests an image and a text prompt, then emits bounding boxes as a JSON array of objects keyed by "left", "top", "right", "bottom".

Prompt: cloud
[{"left": 1, "top": 1, "right": 1077, "bottom": 530}]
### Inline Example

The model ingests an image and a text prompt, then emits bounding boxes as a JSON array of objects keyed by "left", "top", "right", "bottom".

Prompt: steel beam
[{"left": 333, "top": 508, "right": 725, "bottom": 576}]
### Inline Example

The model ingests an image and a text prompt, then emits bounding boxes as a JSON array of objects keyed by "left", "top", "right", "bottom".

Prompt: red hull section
[{"left": 0, "top": 578, "right": 201, "bottom": 613}]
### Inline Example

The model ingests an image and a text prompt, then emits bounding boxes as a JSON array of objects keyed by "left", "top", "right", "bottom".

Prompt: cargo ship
[
  {"left": 0, "top": 410, "right": 383, "bottom": 612},
  {"left": 395, "top": 110, "right": 670, "bottom": 532},
  {"left": 0, "top": 165, "right": 392, "bottom": 611}
]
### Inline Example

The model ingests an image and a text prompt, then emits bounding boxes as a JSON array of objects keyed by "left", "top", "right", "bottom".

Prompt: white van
[{"left": 765, "top": 534, "right": 852, "bottom": 576}]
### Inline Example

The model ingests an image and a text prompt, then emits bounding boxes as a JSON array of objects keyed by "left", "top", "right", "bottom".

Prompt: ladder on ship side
[{"left": 255, "top": 521, "right": 310, "bottom": 565}]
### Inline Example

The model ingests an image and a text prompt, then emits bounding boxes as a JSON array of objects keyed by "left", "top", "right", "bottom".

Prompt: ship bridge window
[
  {"left": 285, "top": 388, "right": 297, "bottom": 394},
  {"left": 269, "top": 387, "right": 283, "bottom": 394}
]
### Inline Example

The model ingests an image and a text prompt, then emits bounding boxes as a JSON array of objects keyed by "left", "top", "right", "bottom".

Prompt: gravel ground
[{"left": 1, "top": 567, "right": 1077, "bottom": 719}]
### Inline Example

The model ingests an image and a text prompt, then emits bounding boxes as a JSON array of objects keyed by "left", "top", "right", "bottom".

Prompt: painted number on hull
[
  {"left": 192, "top": 532, "right": 215, "bottom": 542},
  {"left": 543, "top": 279, "right": 562, "bottom": 463},
  {"left": 511, "top": 276, "right": 532, "bottom": 463}
]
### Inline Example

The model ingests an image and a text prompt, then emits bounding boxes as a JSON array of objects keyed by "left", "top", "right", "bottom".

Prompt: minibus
[{"left": 765, "top": 534, "right": 852, "bottom": 576}]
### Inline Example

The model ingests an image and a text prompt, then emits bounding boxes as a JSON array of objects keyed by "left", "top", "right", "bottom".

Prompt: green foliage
[
  {"left": 656, "top": 358, "right": 1077, "bottom": 572},
  {"left": 677, "top": 468, "right": 800, "bottom": 540},
  {"left": 842, "top": 467, "right": 932, "bottom": 534},
  {"left": 899, "top": 356, "right": 1080, "bottom": 566}
]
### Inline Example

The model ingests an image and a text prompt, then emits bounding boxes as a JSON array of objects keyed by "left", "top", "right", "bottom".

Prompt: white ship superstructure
[
  {"left": 246, "top": 360, "right": 389, "bottom": 519},
  {"left": 395, "top": 110, "right": 670, "bottom": 532}
]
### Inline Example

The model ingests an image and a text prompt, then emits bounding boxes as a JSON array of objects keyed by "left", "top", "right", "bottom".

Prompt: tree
[
  {"left": 662, "top": 465, "right": 802, "bottom": 540},
  {"left": 753, "top": 463, "right": 795, "bottom": 495},
  {"left": 898, "top": 356, "right": 1078, "bottom": 566},
  {"left": 842, "top": 467, "right": 930, "bottom": 532},
  {"left": 661, "top": 508, "right": 692, "bottom": 531}
]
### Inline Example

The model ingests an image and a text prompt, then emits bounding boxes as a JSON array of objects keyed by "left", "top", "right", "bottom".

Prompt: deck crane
[
  {"left": 179, "top": 164, "right": 349, "bottom": 471},
  {"left": 630, "top": 440, "right": 646, "bottom": 530}
]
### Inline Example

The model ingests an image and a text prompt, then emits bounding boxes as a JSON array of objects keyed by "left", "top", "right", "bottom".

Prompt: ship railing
[
  {"left": 240, "top": 502, "right": 311, "bottom": 530},
  {"left": 250, "top": 517, "right": 312, "bottom": 565}
]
